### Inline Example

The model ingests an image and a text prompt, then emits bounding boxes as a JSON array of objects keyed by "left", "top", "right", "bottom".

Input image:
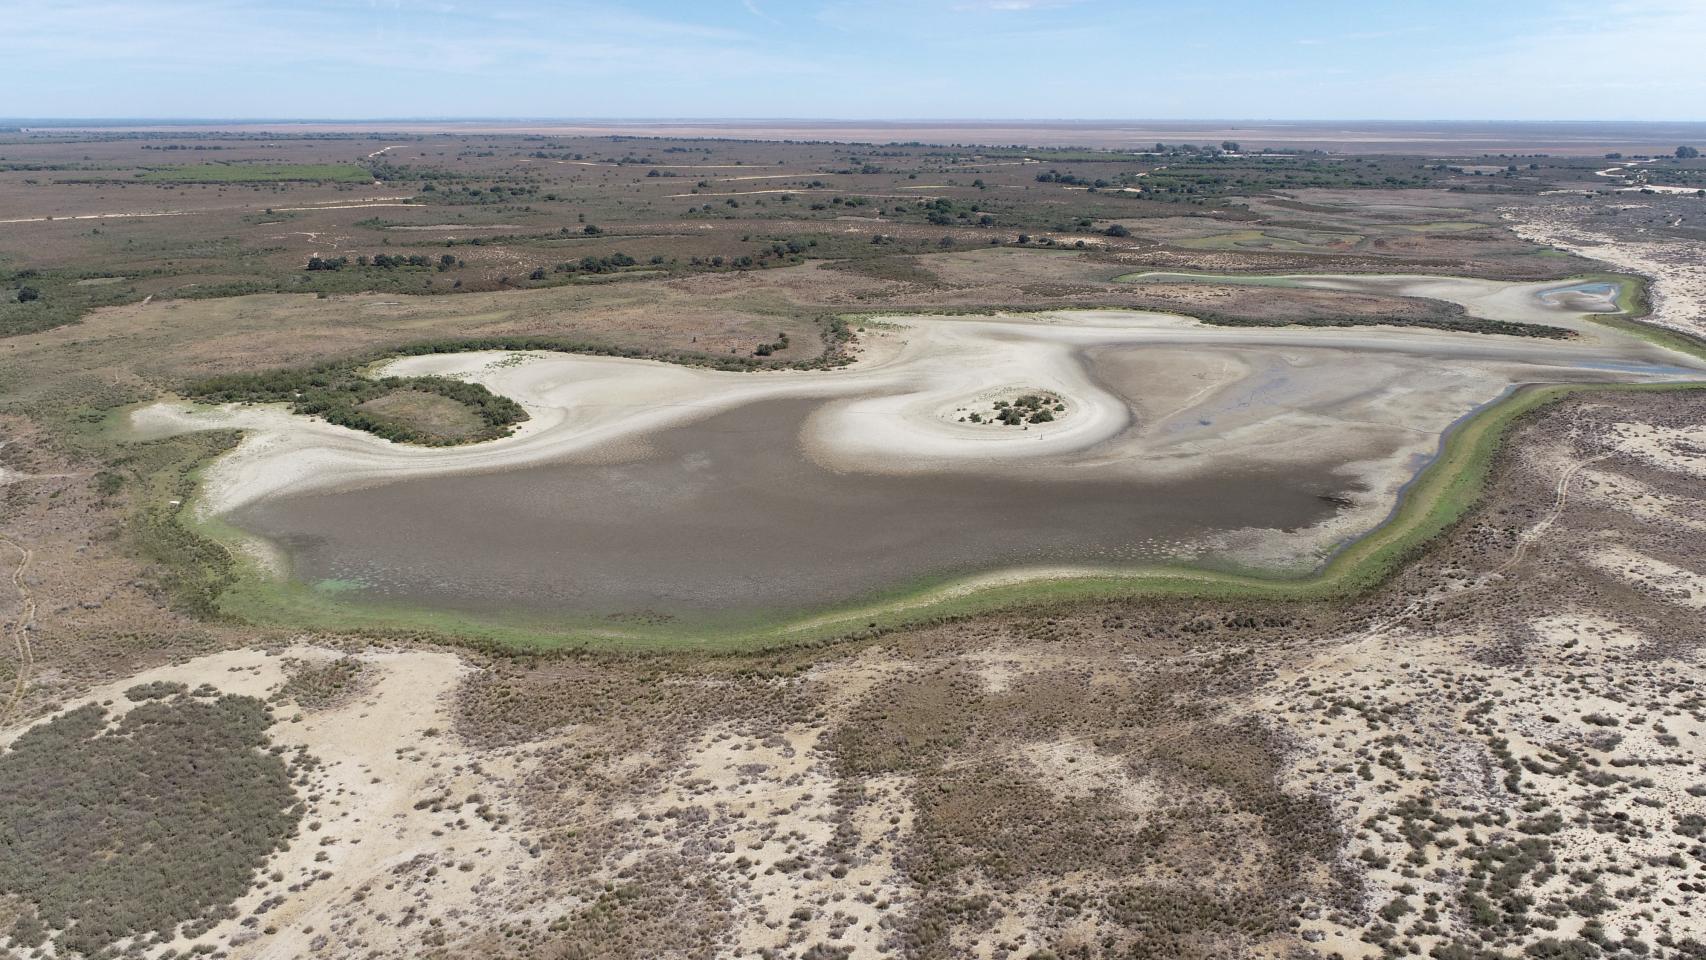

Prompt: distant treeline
[{"left": 306, "top": 253, "right": 444, "bottom": 271}]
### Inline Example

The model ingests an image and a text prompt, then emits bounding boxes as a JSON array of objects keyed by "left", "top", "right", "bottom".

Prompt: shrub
[{"left": 0, "top": 690, "right": 300, "bottom": 956}]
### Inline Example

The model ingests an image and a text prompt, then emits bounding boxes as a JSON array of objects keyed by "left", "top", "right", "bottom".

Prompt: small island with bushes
[{"left": 955, "top": 390, "right": 1068, "bottom": 427}]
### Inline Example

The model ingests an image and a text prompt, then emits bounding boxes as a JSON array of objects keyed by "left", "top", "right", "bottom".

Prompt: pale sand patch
[
  {"left": 1525, "top": 610, "right": 1648, "bottom": 651},
  {"left": 804, "top": 645, "right": 914, "bottom": 710},
  {"left": 1620, "top": 184, "right": 1706, "bottom": 195},
  {"left": 1013, "top": 736, "right": 1160, "bottom": 812},
  {"left": 1575, "top": 465, "right": 1706, "bottom": 533},
  {"left": 621, "top": 720, "right": 915, "bottom": 958},
  {"left": 1588, "top": 543, "right": 1706, "bottom": 607},
  {"left": 1606, "top": 420, "right": 1706, "bottom": 478},
  {"left": 963, "top": 649, "right": 1027, "bottom": 693}
]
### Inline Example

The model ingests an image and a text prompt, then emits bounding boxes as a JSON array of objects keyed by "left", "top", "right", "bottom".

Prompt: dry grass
[{"left": 356, "top": 389, "right": 487, "bottom": 441}]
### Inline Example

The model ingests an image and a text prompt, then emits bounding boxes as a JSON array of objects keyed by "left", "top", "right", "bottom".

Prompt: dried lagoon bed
[{"left": 129, "top": 273, "right": 1706, "bottom": 649}]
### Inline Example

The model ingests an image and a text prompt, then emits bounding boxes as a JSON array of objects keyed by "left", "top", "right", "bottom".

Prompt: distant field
[
  {"left": 138, "top": 163, "right": 371, "bottom": 183},
  {"left": 0, "top": 129, "right": 1622, "bottom": 341}
]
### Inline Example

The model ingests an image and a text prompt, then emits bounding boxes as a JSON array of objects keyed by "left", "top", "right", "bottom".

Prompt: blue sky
[{"left": 8, "top": 0, "right": 1703, "bottom": 120}]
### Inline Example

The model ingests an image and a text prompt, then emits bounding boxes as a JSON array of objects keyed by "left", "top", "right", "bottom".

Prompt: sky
[{"left": 6, "top": 0, "right": 1704, "bottom": 121}]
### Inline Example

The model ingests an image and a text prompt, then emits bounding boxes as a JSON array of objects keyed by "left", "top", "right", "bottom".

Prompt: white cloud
[
  {"left": 1384, "top": 0, "right": 1706, "bottom": 118},
  {"left": 951, "top": 0, "right": 1077, "bottom": 9},
  {"left": 1296, "top": 27, "right": 1429, "bottom": 46},
  {"left": 5, "top": 0, "right": 1702, "bottom": 120},
  {"left": 742, "top": 0, "right": 782, "bottom": 24},
  {"left": 4, "top": 1, "right": 815, "bottom": 84}
]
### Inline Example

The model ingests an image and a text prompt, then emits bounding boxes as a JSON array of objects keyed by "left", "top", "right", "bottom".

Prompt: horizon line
[{"left": 6, "top": 117, "right": 1706, "bottom": 126}]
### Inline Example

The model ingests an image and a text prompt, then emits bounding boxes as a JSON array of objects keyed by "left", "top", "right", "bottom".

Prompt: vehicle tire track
[
  {"left": 1317, "top": 449, "right": 1614, "bottom": 670},
  {"left": 1501, "top": 452, "right": 1611, "bottom": 572},
  {"left": 0, "top": 533, "right": 35, "bottom": 726}
]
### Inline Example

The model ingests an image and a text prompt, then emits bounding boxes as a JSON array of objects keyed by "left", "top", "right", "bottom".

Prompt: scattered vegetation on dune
[
  {"left": 274, "top": 656, "right": 369, "bottom": 711},
  {"left": 183, "top": 323, "right": 855, "bottom": 445},
  {"left": 960, "top": 391, "right": 1065, "bottom": 426}
]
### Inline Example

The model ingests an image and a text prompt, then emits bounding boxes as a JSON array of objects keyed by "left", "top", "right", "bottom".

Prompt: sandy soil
[
  {"left": 1247, "top": 399, "right": 1706, "bottom": 958},
  {"left": 1506, "top": 201, "right": 1706, "bottom": 338}
]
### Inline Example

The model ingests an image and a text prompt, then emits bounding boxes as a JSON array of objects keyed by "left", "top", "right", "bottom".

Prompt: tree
[
  {"left": 17, "top": 286, "right": 40, "bottom": 302},
  {"left": 1222, "top": 141, "right": 1240, "bottom": 153},
  {"left": 1678, "top": 146, "right": 1701, "bottom": 159},
  {"left": 1105, "top": 223, "right": 1130, "bottom": 238}
]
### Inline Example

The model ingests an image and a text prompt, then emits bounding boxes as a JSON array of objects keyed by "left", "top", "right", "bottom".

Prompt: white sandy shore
[
  {"left": 1505, "top": 207, "right": 1706, "bottom": 340},
  {"left": 130, "top": 275, "right": 1706, "bottom": 578}
]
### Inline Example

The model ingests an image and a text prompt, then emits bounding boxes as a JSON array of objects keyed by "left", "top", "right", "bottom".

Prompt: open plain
[{"left": 3, "top": 121, "right": 1706, "bottom": 960}]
